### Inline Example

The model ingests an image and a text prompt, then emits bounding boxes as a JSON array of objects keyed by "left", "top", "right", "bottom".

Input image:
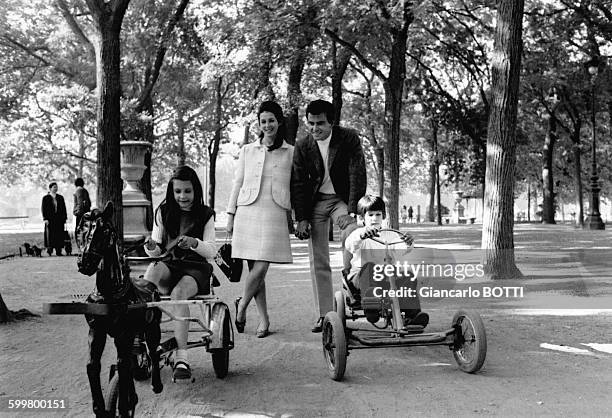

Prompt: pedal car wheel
[
  {"left": 451, "top": 309, "right": 487, "bottom": 373},
  {"left": 333, "top": 291, "right": 346, "bottom": 329},
  {"left": 211, "top": 310, "right": 231, "bottom": 379},
  {"left": 322, "top": 312, "right": 347, "bottom": 381}
]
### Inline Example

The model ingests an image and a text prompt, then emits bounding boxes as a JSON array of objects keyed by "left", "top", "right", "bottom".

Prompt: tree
[
  {"left": 481, "top": 0, "right": 525, "bottom": 279},
  {"left": 326, "top": 0, "right": 420, "bottom": 228},
  {"left": 84, "top": 0, "right": 131, "bottom": 240}
]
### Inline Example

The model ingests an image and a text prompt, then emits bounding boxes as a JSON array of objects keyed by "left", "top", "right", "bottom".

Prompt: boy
[{"left": 343, "top": 195, "right": 429, "bottom": 328}]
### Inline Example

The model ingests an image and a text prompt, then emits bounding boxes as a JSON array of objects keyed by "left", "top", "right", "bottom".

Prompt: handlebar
[{"left": 368, "top": 228, "right": 408, "bottom": 246}]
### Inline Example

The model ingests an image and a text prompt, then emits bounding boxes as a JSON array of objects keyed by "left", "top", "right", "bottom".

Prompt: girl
[
  {"left": 226, "top": 101, "right": 294, "bottom": 338},
  {"left": 141, "top": 165, "right": 216, "bottom": 381}
]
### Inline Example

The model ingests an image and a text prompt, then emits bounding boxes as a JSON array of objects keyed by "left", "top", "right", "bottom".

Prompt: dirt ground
[{"left": 1, "top": 224, "right": 612, "bottom": 417}]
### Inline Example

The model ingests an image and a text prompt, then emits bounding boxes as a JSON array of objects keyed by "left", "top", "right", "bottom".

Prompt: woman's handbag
[{"left": 214, "top": 236, "right": 243, "bottom": 282}]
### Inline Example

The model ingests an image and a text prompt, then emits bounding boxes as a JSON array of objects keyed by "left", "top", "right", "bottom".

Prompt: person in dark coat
[
  {"left": 73, "top": 177, "right": 91, "bottom": 248},
  {"left": 41, "top": 182, "right": 67, "bottom": 256},
  {"left": 291, "top": 99, "right": 367, "bottom": 333}
]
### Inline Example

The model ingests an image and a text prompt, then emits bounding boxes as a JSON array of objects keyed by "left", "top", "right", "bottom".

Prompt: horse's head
[{"left": 78, "top": 202, "right": 116, "bottom": 276}]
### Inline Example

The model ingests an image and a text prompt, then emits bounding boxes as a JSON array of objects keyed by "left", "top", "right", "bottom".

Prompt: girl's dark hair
[
  {"left": 48, "top": 182, "right": 57, "bottom": 190},
  {"left": 155, "top": 165, "right": 206, "bottom": 238},
  {"left": 357, "top": 194, "right": 386, "bottom": 219},
  {"left": 258, "top": 100, "right": 286, "bottom": 151},
  {"left": 74, "top": 178, "right": 84, "bottom": 187}
]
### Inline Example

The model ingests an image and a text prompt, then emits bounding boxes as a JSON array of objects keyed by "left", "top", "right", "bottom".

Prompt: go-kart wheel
[
  {"left": 211, "top": 309, "right": 231, "bottom": 379},
  {"left": 451, "top": 309, "right": 487, "bottom": 373},
  {"left": 333, "top": 291, "right": 346, "bottom": 329},
  {"left": 105, "top": 373, "right": 137, "bottom": 417},
  {"left": 322, "top": 312, "right": 347, "bottom": 381}
]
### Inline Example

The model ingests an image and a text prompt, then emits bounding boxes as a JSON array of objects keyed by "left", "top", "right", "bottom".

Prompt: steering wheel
[{"left": 368, "top": 228, "right": 408, "bottom": 246}]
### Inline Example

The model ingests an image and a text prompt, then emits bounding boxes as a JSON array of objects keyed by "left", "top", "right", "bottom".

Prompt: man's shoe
[{"left": 311, "top": 317, "right": 324, "bottom": 333}]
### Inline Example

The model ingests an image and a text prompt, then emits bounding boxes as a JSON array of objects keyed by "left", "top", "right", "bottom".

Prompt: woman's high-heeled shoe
[
  {"left": 234, "top": 297, "right": 245, "bottom": 333},
  {"left": 256, "top": 323, "right": 270, "bottom": 338}
]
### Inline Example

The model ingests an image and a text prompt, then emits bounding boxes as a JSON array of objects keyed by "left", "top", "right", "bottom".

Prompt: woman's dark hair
[
  {"left": 257, "top": 100, "right": 286, "bottom": 151},
  {"left": 74, "top": 178, "right": 84, "bottom": 187},
  {"left": 305, "top": 99, "right": 335, "bottom": 124},
  {"left": 155, "top": 165, "right": 206, "bottom": 238},
  {"left": 357, "top": 194, "right": 386, "bottom": 219},
  {"left": 48, "top": 182, "right": 57, "bottom": 190}
]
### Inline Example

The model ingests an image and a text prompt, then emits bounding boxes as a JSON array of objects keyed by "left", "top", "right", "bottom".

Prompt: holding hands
[{"left": 295, "top": 220, "right": 311, "bottom": 240}]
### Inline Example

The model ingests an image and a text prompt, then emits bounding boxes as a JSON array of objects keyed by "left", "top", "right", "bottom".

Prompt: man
[
  {"left": 291, "top": 99, "right": 367, "bottom": 332},
  {"left": 73, "top": 177, "right": 91, "bottom": 249}
]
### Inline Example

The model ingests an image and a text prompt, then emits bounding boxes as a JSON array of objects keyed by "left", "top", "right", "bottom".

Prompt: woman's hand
[
  {"left": 177, "top": 236, "right": 198, "bottom": 249},
  {"left": 226, "top": 214, "right": 234, "bottom": 234}
]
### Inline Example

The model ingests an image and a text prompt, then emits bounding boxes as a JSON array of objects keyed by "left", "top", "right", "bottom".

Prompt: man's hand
[
  {"left": 295, "top": 220, "right": 311, "bottom": 240},
  {"left": 359, "top": 226, "right": 380, "bottom": 240},
  {"left": 144, "top": 237, "right": 159, "bottom": 251},
  {"left": 337, "top": 214, "right": 356, "bottom": 229},
  {"left": 401, "top": 233, "right": 414, "bottom": 247},
  {"left": 177, "top": 235, "right": 198, "bottom": 249},
  {"left": 226, "top": 214, "right": 234, "bottom": 234},
  {"left": 44, "top": 220, "right": 49, "bottom": 225}
]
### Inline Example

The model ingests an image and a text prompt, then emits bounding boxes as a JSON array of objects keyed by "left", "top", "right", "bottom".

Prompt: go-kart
[{"left": 322, "top": 229, "right": 487, "bottom": 381}]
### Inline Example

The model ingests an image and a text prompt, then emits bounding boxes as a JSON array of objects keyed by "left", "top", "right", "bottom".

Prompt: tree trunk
[
  {"left": 542, "top": 115, "right": 557, "bottom": 223},
  {"left": 176, "top": 113, "right": 186, "bottom": 166},
  {"left": 285, "top": 6, "right": 318, "bottom": 145},
  {"left": 208, "top": 77, "right": 223, "bottom": 210},
  {"left": 375, "top": 146, "right": 384, "bottom": 197},
  {"left": 572, "top": 140, "right": 584, "bottom": 226},
  {"left": 382, "top": 11, "right": 411, "bottom": 229},
  {"left": 428, "top": 120, "right": 439, "bottom": 222},
  {"left": 87, "top": 0, "right": 131, "bottom": 241},
  {"left": 0, "top": 292, "right": 11, "bottom": 323},
  {"left": 527, "top": 182, "right": 531, "bottom": 221},
  {"left": 481, "top": 0, "right": 525, "bottom": 280},
  {"left": 331, "top": 40, "right": 352, "bottom": 124}
]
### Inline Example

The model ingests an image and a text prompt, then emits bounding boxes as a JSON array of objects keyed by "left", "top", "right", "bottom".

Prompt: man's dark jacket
[{"left": 291, "top": 125, "right": 366, "bottom": 222}]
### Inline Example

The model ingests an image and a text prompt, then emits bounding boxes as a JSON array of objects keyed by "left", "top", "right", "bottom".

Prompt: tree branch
[
  {"left": 55, "top": 0, "right": 96, "bottom": 62},
  {"left": 136, "top": 0, "right": 190, "bottom": 112},
  {"left": 324, "top": 28, "right": 387, "bottom": 82}
]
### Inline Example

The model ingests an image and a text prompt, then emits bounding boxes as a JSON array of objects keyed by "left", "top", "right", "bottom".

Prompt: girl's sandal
[
  {"left": 234, "top": 297, "right": 246, "bottom": 333},
  {"left": 172, "top": 361, "right": 192, "bottom": 381}
]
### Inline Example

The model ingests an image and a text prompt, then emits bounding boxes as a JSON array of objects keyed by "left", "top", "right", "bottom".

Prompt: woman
[
  {"left": 41, "top": 182, "right": 67, "bottom": 256},
  {"left": 227, "top": 101, "right": 294, "bottom": 338}
]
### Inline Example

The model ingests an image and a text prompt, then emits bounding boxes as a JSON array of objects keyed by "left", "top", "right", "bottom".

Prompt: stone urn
[
  {"left": 452, "top": 190, "right": 465, "bottom": 223},
  {"left": 120, "top": 141, "right": 152, "bottom": 244}
]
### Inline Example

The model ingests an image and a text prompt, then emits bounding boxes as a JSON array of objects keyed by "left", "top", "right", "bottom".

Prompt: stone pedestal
[
  {"left": 451, "top": 191, "right": 465, "bottom": 223},
  {"left": 121, "top": 141, "right": 152, "bottom": 251}
]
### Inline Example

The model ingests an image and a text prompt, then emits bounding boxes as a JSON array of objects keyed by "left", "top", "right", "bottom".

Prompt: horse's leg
[
  {"left": 86, "top": 318, "right": 107, "bottom": 417},
  {"left": 145, "top": 308, "right": 163, "bottom": 394},
  {"left": 114, "top": 332, "right": 138, "bottom": 418}
]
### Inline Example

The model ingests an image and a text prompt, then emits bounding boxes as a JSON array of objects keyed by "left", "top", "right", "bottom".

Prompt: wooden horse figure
[{"left": 78, "top": 202, "right": 163, "bottom": 417}]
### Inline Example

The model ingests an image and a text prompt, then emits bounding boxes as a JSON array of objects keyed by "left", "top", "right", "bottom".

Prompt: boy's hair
[
  {"left": 48, "top": 182, "right": 57, "bottom": 190},
  {"left": 305, "top": 99, "right": 335, "bottom": 124},
  {"left": 74, "top": 177, "right": 84, "bottom": 187},
  {"left": 357, "top": 194, "right": 386, "bottom": 218}
]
